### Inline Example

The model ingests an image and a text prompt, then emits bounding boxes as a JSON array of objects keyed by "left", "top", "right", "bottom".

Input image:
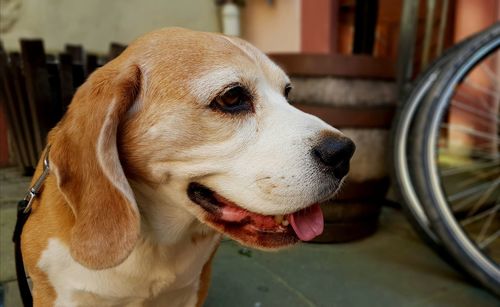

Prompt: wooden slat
[
  {"left": 269, "top": 53, "right": 395, "bottom": 79},
  {"left": 65, "top": 44, "right": 85, "bottom": 64},
  {"left": 46, "top": 54, "right": 56, "bottom": 63},
  {"left": 0, "top": 47, "right": 30, "bottom": 168},
  {"left": 47, "top": 61, "right": 64, "bottom": 126},
  {"left": 108, "top": 42, "right": 127, "bottom": 61},
  {"left": 58, "top": 53, "right": 75, "bottom": 111},
  {"left": 86, "top": 54, "right": 99, "bottom": 75},
  {"left": 0, "top": 104, "right": 8, "bottom": 166},
  {"left": 295, "top": 103, "right": 395, "bottom": 128},
  {"left": 9, "top": 53, "right": 38, "bottom": 166},
  {"left": 20, "top": 39, "right": 52, "bottom": 156},
  {"left": 72, "top": 63, "right": 85, "bottom": 89}
]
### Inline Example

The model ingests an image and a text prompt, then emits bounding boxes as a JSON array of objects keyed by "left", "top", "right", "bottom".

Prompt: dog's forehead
[
  {"left": 130, "top": 28, "right": 289, "bottom": 96},
  {"left": 218, "top": 35, "right": 289, "bottom": 85}
]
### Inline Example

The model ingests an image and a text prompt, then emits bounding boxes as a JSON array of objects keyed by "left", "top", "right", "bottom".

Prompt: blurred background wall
[
  {"left": 0, "top": 0, "right": 220, "bottom": 53},
  {"left": 242, "top": 0, "right": 300, "bottom": 53}
]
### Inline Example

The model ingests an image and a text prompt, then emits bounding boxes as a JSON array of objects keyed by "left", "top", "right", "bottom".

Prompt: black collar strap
[{"left": 12, "top": 146, "right": 51, "bottom": 307}]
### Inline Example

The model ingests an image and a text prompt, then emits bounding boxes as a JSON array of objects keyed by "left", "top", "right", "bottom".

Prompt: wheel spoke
[
  {"left": 447, "top": 178, "right": 500, "bottom": 203},
  {"left": 476, "top": 203, "right": 497, "bottom": 243},
  {"left": 440, "top": 160, "right": 500, "bottom": 176},
  {"left": 454, "top": 87, "right": 494, "bottom": 112},
  {"left": 479, "top": 63, "right": 500, "bottom": 86},
  {"left": 463, "top": 78, "right": 500, "bottom": 100},
  {"left": 451, "top": 183, "right": 499, "bottom": 212},
  {"left": 451, "top": 99, "right": 500, "bottom": 122},
  {"left": 478, "top": 229, "right": 500, "bottom": 249},
  {"left": 460, "top": 168, "right": 500, "bottom": 188},
  {"left": 441, "top": 123, "right": 499, "bottom": 141},
  {"left": 461, "top": 204, "right": 500, "bottom": 226},
  {"left": 439, "top": 147, "right": 499, "bottom": 160}
]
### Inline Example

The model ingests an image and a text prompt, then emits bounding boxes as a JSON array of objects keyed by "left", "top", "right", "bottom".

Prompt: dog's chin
[{"left": 186, "top": 182, "right": 327, "bottom": 249}]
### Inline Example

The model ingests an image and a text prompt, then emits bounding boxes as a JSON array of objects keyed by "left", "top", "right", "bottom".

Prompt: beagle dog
[{"left": 21, "top": 28, "right": 355, "bottom": 306}]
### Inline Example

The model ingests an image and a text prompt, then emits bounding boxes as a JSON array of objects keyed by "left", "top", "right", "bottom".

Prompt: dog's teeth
[
  {"left": 274, "top": 215, "right": 284, "bottom": 224},
  {"left": 282, "top": 220, "right": 289, "bottom": 226}
]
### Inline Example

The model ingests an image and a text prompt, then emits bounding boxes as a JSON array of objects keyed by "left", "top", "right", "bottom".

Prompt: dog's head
[{"left": 49, "top": 28, "right": 355, "bottom": 269}]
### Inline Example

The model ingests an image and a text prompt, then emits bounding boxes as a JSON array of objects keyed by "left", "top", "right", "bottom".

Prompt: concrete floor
[{"left": 0, "top": 167, "right": 498, "bottom": 307}]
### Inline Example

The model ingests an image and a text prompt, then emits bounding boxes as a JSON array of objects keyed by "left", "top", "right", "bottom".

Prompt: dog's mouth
[{"left": 187, "top": 182, "right": 323, "bottom": 248}]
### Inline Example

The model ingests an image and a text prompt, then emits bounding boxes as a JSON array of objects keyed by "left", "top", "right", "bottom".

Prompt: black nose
[{"left": 312, "top": 137, "right": 355, "bottom": 179}]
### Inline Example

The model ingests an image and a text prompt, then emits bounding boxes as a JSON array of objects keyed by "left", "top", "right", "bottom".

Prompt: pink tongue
[{"left": 289, "top": 203, "right": 324, "bottom": 241}]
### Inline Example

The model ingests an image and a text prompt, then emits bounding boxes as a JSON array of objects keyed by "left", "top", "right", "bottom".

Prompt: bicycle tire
[
  {"left": 412, "top": 22, "right": 500, "bottom": 296},
  {"left": 391, "top": 30, "right": 484, "bottom": 253}
]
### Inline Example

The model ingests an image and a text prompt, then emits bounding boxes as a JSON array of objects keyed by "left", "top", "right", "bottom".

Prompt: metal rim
[{"left": 425, "top": 36, "right": 500, "bottom": 284}]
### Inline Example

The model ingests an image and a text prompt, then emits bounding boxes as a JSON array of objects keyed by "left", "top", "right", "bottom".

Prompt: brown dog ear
[{"left": 49, "top": 62, "right": 141, "bottom": 269}]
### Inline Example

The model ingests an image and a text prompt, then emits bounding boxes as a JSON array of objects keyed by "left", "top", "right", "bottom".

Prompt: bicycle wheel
[
  {"left": 412, "top": 22, "right": 500, "bottom": 296},
  {"left": 391, "top": 31, "right": 484, "bottom": 252}
]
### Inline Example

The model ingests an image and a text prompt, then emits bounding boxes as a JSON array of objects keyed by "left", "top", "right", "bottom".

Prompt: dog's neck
[{"left": 130, "top": 180, "right": 216, "bottom": 246}]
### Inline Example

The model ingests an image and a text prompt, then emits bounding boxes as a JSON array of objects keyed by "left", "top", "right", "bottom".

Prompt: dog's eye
[
  {"left": 210, "top": 86, "right": 253, "bottom": 114},
  {"left": 284, "top": 84, "right": 292, "bottom": 102}
]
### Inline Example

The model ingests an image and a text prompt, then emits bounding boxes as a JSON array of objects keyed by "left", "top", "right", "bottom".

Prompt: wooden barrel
[{"left": 289, "top": 76, "right": 396, "bottom": 243}]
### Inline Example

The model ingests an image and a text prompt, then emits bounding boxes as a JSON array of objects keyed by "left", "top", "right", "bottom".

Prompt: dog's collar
[{"left": 23, "top": 145, "right": 51, "bottom": 213}]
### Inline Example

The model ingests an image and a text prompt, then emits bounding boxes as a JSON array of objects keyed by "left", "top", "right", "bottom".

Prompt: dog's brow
[
  {"left": 223, "top": 36, "right": 289, "bottom": 87},
  {"left": 221, "top": 36, "right": 259, "bottom": 64},
  {"left": 190, "top": 68, "right": 242, "bottom": 103}
]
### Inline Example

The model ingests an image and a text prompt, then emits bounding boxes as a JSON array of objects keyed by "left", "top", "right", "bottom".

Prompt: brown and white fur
[{"left": 21, "top": 28, "right": 354, "bottom": 306}]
